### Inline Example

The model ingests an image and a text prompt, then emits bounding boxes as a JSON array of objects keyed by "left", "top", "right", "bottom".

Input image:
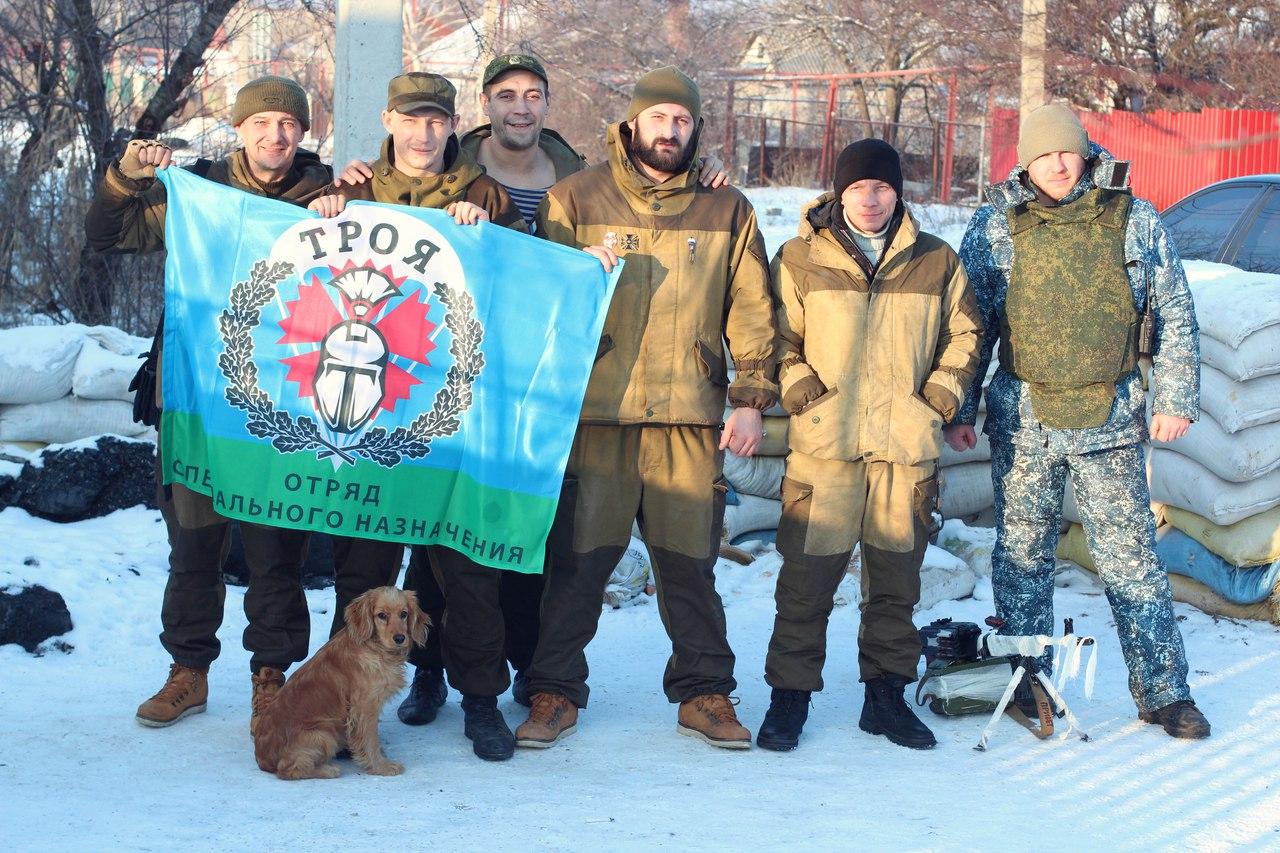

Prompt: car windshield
[
  {"left": 1163, "top": 184, "right": 1261, "bottom": 262},
  {"left": 1231, "top": 191, "right": 1280, "bottom": 275}
]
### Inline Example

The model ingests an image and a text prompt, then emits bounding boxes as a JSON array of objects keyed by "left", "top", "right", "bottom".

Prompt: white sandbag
[
  {"left": 72, "top": 340, "right": 144, "bottom": 402},
  {"left": 0, "top": 397, "right": 148, "bottom": 444},
  {"left": 1063, "top": 479, "right": 1081, "bottom": 525},
  {"left": 1164, "top": 504, "right": 1280, "bottom": 568},
  {"left": 1187, "top": 264, "right": 1280, "bottom": 347},
  {"left": 0, "top": 325, "right": 86, "bottom": 404},
  {"left": 1200, "top": 331, "right": 1280, "bottom": 381},
  {"left": 604, "top": 537, "right": 652, "bottom": 608},
  {"left": 940, "top": 414, "right": 991, "bottom": 467},
  {"left": 1199, "top": 363, "right": 1280, "bottom": 433},
  {"left": 939, "top": 461, "right": 993, "bottom": 519},
  {"left": 1149, "top": 448, "right": 1280, "bottom": 526},
  {"left": 721, "top": 494, "right": 781, "bottom": 542},
  {"left": 1154, "top": 410, "right": 1280, "bottom": 483},
  {"left": 723, "top": 453, "right": 785, "bottom": 500}
]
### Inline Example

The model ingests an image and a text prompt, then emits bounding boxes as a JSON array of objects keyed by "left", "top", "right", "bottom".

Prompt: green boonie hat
[
  {"left": 386, "top": 72, "right": 457, "bottom": 116},
  {"left": 483, "top": 53, "right": 548, "bottom": 88}
]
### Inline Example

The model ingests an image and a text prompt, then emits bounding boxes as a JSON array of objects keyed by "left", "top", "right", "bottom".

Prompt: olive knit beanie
[
  {"left": 627, "top": 66, "right": 701, "bottom": 123},
  {"left": 231, "top": 76, "right": 310, "bottom": 130}
]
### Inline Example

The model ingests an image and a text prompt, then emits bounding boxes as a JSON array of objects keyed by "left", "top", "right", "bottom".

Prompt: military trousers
[
  {"left": 765, "top": 451, "right": 937, "bottom": 690},
  {"left": 990, "top": 440, "right": 1191, "bottom": 712},
  {"left": 157, "top": 480, "right": 310, "bottom": 673},
  {"left": 327, "top": 536, "right": 543, "bottom": 677},
  {"left": 526, "top": 424, "right": 736, "bottom": 708}
]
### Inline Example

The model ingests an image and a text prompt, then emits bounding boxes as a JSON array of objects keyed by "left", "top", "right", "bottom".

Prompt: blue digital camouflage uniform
[{"left": 957, "top": 143, "right": 1200, "bottom": 713}]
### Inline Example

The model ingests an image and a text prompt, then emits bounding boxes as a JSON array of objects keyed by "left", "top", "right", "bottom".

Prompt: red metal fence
[{"left": 989, "top": 107, "right": 1280, "bottom": 210}]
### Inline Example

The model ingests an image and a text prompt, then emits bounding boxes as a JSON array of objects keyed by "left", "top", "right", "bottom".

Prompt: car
[{"left": 1160, "top": 175, "right": 1280, "bottom": 274}]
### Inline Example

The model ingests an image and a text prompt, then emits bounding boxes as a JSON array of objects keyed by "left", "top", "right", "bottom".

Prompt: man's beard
[{"left": 629, "top": 129, "right": 694, "bottom": 175}]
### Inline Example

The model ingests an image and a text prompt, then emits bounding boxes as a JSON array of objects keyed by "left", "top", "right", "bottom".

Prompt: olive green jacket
[
  {"left": 83, "top": 148, "right": 333, "bottom": 254},
  {"left": 459, "top": 125, "right": 588, "bottom": 182},
  {"left": 537, "top": 122, "right": 777, "bottom": 425},
  {"left": 336, "top": 136, "right": 525, "bottom": 230},
  {"left": 773, "top": 194, "right": 983, "bottom": 465}
]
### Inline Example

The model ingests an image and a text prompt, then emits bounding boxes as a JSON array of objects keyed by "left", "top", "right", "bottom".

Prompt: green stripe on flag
[{"left": 160, "top": 410, "right": 552, "bottom": 573}]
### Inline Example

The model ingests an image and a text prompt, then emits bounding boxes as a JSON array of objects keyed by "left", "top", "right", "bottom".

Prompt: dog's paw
[
  {"left": 366, "top": 760, "right": 404, "bottom": 776},
  {"left": 318, "top": 763, "right": 341, "bottom": 779}
]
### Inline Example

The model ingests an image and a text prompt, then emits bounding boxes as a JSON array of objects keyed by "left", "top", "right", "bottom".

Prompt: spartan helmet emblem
[{"left": 313, "top": 267, "right": 402, "bottom": 433}]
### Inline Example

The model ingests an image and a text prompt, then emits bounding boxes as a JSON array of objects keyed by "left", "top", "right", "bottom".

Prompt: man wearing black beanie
[{"left": 756, "top": 139, "right": 983, "bottom": 752}]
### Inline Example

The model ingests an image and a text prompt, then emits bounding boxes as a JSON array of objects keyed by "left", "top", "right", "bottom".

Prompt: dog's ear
[
  {"left": 404, "top": 589, "right": 430, "bottom": 648},
  {"left": 344, "top": 589, "right": 377, "bottom": 641}
]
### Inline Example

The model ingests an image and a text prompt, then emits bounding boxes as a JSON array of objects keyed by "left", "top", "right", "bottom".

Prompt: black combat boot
[
  {"left": 1139, "top": 699, "right": 1211, "bottom": 739},
  {"left": 859, "top": 675, "right": 937, "bottom": 750},
  {"left": 397, "top": 666, "right": 448, "bottom": 726},
  {"left": 511, "top": 670, "right": 533, "bottom": 708},
  {"left": 756, "top": 688, "right": 811, "bottom": 751},
  {"left": 461, "top": 694, "right": 516, "bottom": 761}
]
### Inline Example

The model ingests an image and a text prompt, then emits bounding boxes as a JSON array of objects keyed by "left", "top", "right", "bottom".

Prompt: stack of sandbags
[
  {"left": 1057, "top": 523, "right": 1280, "bottom": 624},
  {"left": 939, "top": 412, "right": 993, "bottom": 521},
  {"left": 0, "top": 325, "right": 153, "bottom": 445},
  {"left": 1065, "top": 262, "right": 1280, "bottom": 623},
  {"left": 719, "top": 388, "right": 788, "bottom": 544},
  {"left": 939, "top": 359, "right": 996, "bottom": 521}
]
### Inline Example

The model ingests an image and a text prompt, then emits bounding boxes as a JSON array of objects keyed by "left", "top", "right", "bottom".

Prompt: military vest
[{"left": 999, "top": 188, "right": 1137, "bottom": 429}]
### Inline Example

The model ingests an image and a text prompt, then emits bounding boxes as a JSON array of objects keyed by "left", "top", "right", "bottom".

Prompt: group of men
[{"left": 83, "top": 55, "right": 1211, "bottom": 764}]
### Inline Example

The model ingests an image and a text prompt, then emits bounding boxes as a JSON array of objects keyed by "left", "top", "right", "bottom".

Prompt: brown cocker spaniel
[{"left": 253, "top": 586, "right": 428, "bottom": 780}]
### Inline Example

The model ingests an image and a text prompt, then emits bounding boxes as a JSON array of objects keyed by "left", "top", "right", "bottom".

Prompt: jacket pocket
[
  {"left": 888, "top": 394, "right": 943, "bottom": 465},
  {"left": 693, "top": 339, "right": 729, "bottom": 387},
  {"left": 788, "top": 385, "right": 844, "bottom": 459},
  {"left": 798, "top": 385, "right": 839, "bottom": 415},
  {"left": 776, "top": 476, "right": 815, "bottom": 559},
  {"left": 711, "top": 476, "right": 730, "bottom": 555},
  {"left": 912, "top": 469, "right": 940, "bottom": 540}
]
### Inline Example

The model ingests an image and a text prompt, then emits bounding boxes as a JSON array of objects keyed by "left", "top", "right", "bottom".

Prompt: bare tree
[
  {"left": 0, "top": 0, "right": 243, "bottom": 330},
  {"left": 1048, "top": 0, "right": 1280, "bottom": 111}
]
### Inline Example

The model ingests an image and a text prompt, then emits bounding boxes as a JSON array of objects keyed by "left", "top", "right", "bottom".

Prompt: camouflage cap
[
  {"left": 386, "top": 72, "right": 457, "bottom": 116},
  {"left": 482, "top": 53, "right": 548, "bottom": 88}
]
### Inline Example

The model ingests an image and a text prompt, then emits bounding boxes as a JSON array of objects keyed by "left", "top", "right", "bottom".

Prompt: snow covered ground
[
  {"left": 3, "top": 188, "right": 1279, "bottom": 849},
  {"left": 2, "top": 507, "right": 1278, "bottom": 850}
]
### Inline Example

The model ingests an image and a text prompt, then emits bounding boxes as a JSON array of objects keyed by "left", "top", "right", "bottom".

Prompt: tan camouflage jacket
[
  {"left": 537, "top": 121, "right": 778, "bottom": 426},
  {"left": 774, "top": 193, "right": 983, "bottom": 465}
]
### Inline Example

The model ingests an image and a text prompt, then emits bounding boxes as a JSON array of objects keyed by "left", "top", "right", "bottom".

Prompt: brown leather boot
[
  {"left": 136, "top": 663, "right": 208, "bottom": 728},
  {"left": 678, "top": 694, "right": 752, "bottom": 750},
  {"left": 249, "top": 666, "right": 286, "bottom": 736},
  {"left": 514, "top": 692, "right": 578, "bottom": 748}
]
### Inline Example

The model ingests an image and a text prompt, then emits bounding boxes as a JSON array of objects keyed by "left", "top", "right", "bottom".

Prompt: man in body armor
[
  {"left": 83, "top": 77, "right": 332, "bottom": 730},
  {"left": 950, "top": 104, "right": 1211, "bottom": 738}
]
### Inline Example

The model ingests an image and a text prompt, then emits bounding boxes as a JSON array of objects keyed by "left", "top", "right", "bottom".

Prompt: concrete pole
[
  {"left": 333, "top": 0, "right": 404, "bottom": 169},
  {"left": 1020, "top": 0, "right": 1046, "bottom": 120}
]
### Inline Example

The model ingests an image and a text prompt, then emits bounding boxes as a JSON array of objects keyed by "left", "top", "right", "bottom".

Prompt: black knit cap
[{"left": 833, "top": 138, "right": 903, "bottom": 199}]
